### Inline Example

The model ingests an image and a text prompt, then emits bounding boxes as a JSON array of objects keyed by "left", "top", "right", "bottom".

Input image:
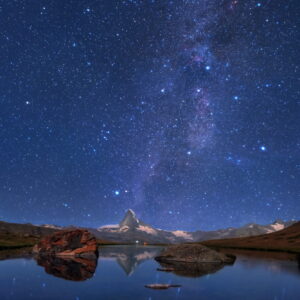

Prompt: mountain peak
[
  {"left": 273, "top": 219, "right": 284, "bottom": 224},
  {"left": 119, "top": 209, "right": 139, "bottom": 228}
]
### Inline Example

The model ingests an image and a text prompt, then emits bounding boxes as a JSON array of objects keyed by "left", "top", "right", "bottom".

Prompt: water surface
[{"left": 0, "top": 245, "right": 299, "bottom": 300}]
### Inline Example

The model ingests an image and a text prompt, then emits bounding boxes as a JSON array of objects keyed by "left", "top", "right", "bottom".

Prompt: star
[
  {"left": 260, "top": 145, "right": 267, "bottom": 152},
  {"left": 0, "top": 0, "right": 297, "bottom": 232}
]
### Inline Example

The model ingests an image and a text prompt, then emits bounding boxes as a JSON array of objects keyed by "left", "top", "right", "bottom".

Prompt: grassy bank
[{"left": 0, "top": 234, "right": 36, "bottom": 250}]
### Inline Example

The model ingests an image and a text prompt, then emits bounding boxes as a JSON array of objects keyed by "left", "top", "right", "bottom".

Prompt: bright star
[
  {"left": 114, "top": 190, "right": 120, "bottom": 196},
  {"left": 260, "top": 145, "right": 267, "bottom": 152},
  {"left": 205, "top": 65, "right": 211, "bottom": 70}
]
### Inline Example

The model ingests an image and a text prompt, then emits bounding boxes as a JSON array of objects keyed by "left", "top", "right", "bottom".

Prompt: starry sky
[{"left": 0, "top": 0, "right": 299, "bottom": 231}]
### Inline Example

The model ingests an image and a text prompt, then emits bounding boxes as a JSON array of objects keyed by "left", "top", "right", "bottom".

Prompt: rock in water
[
  {"left": 33, "top": 229, "right": 98, "bottom": 259},
  {"left": 145, "top": 284, "right": 181, "bottom": 290},
  {"left": 155, "top": 244, "right": 235, "bottom": 264}
]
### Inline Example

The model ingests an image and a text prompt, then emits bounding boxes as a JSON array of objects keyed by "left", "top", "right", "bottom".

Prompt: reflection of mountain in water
[
  {"left": 99, "top": 245, "right": 163, "bottom": 275},
  {"left": 36, "top": 255, "right": 97, "bottom": 281},
  {"left": 230, "top": 251, "right": 300, "bottom": 277},
  {"left": 238, "top": 257, "right": 300, "bottom": 278}
]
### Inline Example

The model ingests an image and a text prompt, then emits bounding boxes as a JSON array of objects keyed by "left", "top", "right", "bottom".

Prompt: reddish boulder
[{"left": 33, "top": 229, "right": 98, "bottom": 259}]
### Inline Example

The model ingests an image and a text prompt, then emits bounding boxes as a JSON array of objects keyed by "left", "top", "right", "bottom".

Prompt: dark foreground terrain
[{"left": 202, "top": 221, "right": 300, "bottom": 253}]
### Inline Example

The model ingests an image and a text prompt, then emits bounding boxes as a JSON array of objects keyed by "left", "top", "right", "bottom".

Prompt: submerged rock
[
  {"left": 33, "top": 229, "right": 98, "bottom": 259},
  {"left": 155, "top": 244, "right": 236, "bottom": 264}
]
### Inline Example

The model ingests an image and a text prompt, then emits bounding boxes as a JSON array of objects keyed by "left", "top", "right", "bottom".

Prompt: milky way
[{"left": 0, "top": 0, "right": 299, "bottom": 230}]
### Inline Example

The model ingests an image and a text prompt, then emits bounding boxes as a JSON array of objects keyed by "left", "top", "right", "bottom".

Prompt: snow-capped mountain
[
  {"left": 39, "top": 224, "right": 63, "bottom": 230},
  {"left": 93, "top": 209, "right": 193, "bottom": 244},
  {"left": 191, "top": 219, "right": 296, "bottom": 242},
  {"left": 0, "top": 211, "right": 296, "bottom": 245},
  {"left": 92, "top": 209, "right": 296, "bottom": 244}
]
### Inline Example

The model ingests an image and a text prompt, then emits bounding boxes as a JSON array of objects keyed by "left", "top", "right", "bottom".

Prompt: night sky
[{"left": 0, "top": 0, "right": 299, "bottom": 231}]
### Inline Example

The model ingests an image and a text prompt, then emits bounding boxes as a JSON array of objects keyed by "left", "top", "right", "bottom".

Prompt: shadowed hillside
[
  {"left": 202, "top": 222, "right": 300, "bottom": 253},
  {"left": 0, "top": 221, "right": 58, "bottom": 249}
]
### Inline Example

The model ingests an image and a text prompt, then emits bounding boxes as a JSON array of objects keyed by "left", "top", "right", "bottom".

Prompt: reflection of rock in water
[
  {"left": 99, "top": 246, "right": 163, "bottom": 275},
  {"left": 157, "top": 261, "right": 227, "bottom": 278},
  {"left": 36, "top": 255, "right": 97, "bottom": 281}
]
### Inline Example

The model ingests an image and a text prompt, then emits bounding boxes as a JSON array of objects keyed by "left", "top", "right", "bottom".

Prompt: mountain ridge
[
  {"left": 93, "top": 209, "right": 297, "bottom": 244},
  {"left": 202, "top": 221, "right": 300, "bottom": 253},
  {"left": 0, "top": 209, "right": 297, "bottom": 246}
]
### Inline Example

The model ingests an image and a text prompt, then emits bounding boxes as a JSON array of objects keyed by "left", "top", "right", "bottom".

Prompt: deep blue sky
[{"left": 0, "top": 0, "right": 299, "bottom": 231}]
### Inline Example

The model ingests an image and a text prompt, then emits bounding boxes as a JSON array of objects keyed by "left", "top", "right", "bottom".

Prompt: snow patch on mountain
[
  {"left": 98, "top": 224, "right": 119, "bottom": 229},
  {"left": 40, "top": 224, "right": 62, "bottom": 230},
  {"left": 172, "top": 230, "right": 193, "bottom": 240},
  {"left": 120, "top": 225, "right": 129, "bottom": 232},
  {"left": 137, "top": 225, "right": 157, "bottom": 235},
  {"left": 270, "top": 223, "right": 285, "bottom": 231}
]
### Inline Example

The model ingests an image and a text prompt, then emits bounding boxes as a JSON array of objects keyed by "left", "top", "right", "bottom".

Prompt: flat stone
[{"left": 145, "top": 284, "right": 181, "bottom": 290}]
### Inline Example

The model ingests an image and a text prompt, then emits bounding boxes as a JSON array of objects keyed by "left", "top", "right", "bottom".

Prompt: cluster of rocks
[{"left": 32, "top": 230, "right": 236, "bottom": 286}]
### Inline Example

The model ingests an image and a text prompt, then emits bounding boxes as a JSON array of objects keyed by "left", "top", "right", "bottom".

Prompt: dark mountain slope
[{"left": 202, "top": 222, "right": 300, "bottom": 253}]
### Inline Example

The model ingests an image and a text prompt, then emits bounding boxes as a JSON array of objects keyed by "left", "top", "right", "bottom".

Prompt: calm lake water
[{"left": 0, "top": 245, "right": 299, "bottom": 300}]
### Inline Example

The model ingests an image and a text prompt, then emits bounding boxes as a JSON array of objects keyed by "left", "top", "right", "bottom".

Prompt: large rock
[
  {"left": 155, "top": 244, "right": 235, "bottom": 264},
  {"left": 33, "top": 229, "right": 98, "bottom": 259}
]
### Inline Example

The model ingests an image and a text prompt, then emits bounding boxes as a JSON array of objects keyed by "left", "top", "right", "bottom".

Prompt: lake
[{"left": 0, "top": 245, "right": 299, "bottom": 300}]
